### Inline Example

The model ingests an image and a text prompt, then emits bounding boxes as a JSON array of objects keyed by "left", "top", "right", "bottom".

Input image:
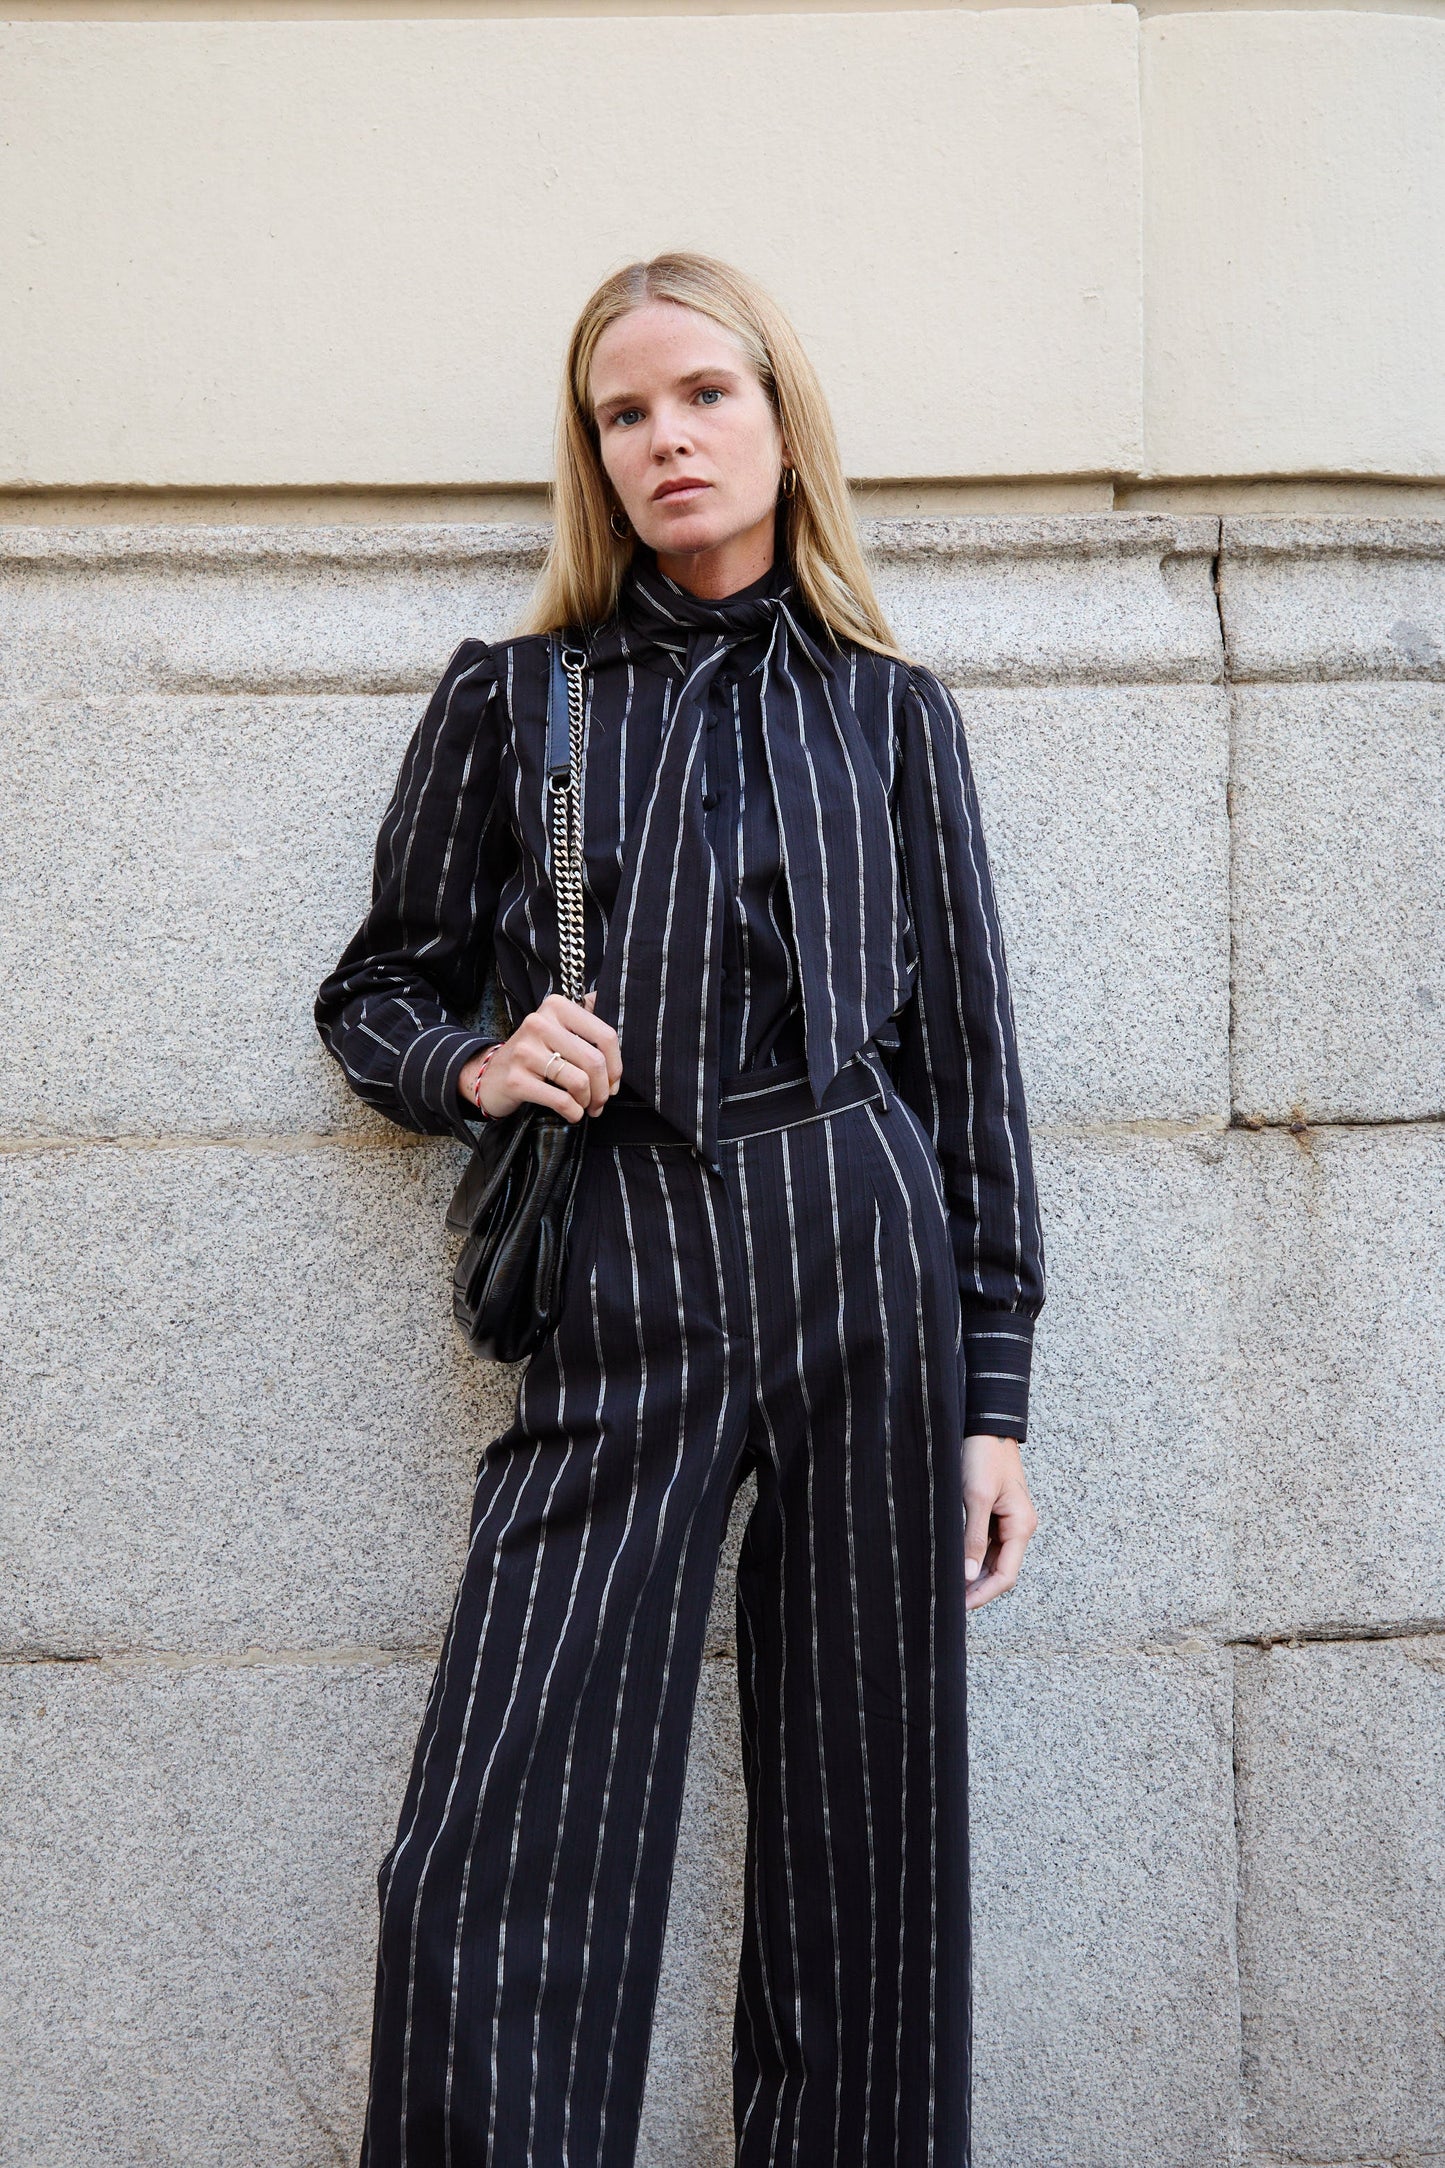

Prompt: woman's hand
[
  {"left": 961, "top": 1433, "right": 1038, "bottom": 1611},
  {"left": 458, "top": 989, "right": 622, "bottom": 1122}
]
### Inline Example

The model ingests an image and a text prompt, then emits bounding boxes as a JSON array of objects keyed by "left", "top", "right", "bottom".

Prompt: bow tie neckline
[{"left": 589, "top": 549, "right": 911, "bottom": 1166}]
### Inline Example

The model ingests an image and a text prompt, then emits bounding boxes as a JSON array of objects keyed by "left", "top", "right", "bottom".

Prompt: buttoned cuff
[
  {"left": 396, "top": 1026, "right": 500, "bottom": 1144},
  {"left": 959, "top": 1306, "right": 1035, "bottom": 1445}
]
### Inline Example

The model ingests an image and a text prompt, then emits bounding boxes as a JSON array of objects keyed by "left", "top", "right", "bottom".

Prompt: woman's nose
[{"left": 651, "top": 408, "right": 694, "bottom": 458}]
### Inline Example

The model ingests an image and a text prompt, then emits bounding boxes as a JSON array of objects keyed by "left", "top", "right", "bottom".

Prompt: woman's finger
[
  {"left": 522, "top": 1015, "right": 613, "bottom": 1105},
  {"left": 539, "top": 992, "right": 622, "bottom": 1089},
  {"left": 509, "top": 1068, "right": 589, "bottom": 1122},
  {"left": 965, "top": 1526, "right": 1030, "bottom": 1609},
  {"left": 537, "top": 1043, "right": 610, "bottom": 1110},
  {"left": 961, "top": 1472, "right": 999, "bottom": 1586}
]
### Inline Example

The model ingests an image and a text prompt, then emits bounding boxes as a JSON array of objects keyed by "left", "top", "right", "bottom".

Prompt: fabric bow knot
[{"left": 590, "top": 551, "right": 912, "bottom": 1167}]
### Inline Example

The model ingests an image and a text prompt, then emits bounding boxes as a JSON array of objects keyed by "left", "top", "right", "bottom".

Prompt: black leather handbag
[{"left": 445, "top": 632, "right": 591, "bottom": 1363}]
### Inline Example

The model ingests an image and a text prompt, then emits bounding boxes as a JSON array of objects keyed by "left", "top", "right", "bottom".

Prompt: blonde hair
[{"left": 518, "top": 251, "right": 904, "bottom": 659}]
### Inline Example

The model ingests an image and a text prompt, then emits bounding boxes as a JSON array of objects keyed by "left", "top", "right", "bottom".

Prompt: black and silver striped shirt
[{"left": 316, "top": 558, "right": 1045, "bottom": 1439}]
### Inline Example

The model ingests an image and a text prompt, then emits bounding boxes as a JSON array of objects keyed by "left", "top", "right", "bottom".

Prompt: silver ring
[{"left": 543, "top": 1049, "right": 565, "bottom": 1084}]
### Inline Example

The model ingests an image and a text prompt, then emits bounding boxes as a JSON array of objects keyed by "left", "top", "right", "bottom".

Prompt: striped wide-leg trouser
[{"left": 360, "top": 1049, "right": 973, "bottom": 2168}]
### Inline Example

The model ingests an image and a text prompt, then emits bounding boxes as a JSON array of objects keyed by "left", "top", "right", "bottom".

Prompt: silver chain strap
[{"left": 547, "top": 641, "right": 589, "bottom": 1003}]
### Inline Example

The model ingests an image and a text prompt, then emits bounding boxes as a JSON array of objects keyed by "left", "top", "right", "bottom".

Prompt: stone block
[
  {"left": 970, "top": 1647, "right": 1242, "bottom": 2168},
  {"left": 868, "top": 517, "right": 1223, "bottom": 686},
  {"left": 1144, "top": 14, "right": 1445, "bottom": 478},
  {"left": 0, "top": 1653, "right": 432, "bottom": 2167},
  {"left": 0, "top": 1142, "right": 518, "bottom": 1656},
  {"left": 0, "top": 527, "right": 545, "bottom": 698},
  {"left": 961, "top": 684, "right": 1230, "bottom": 1125},
  {"left": 1232, "top": 683, "right": 1445, "bottom": 1122},
  {"left": 1220, "top": 521, "right": 1445, "bottom": 682},
  {"left": 0, "top": 519, "right": 1223, "bottom": 703},
  {"left": 1230, "top": 1128, "right": 1445, "bottom": 1641},
  {"left": 1234, "top": 1638, "right": 1445, "bottom": 2161},
  {"left": 973, "top": 1133, "right": 1233, "bottom": 1654},
  {"left": 0, "top": 12, "right": 1141, "bottom": 485},
  {"left": 0, "top": 689, "right": 455, "bottom": 1137}
]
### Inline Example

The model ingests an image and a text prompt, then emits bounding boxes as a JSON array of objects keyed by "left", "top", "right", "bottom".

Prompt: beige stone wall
[
  {"left": 2, "top": 515, "right": 1442, "bottom": 2164},
  {"left": 2, "top": 4, "right": 1443, "bottom": 512}
]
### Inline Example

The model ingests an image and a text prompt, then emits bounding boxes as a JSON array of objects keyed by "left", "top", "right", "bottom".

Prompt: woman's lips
[{"left": 653, "top": 481, "right": 710, "bottom": 502}]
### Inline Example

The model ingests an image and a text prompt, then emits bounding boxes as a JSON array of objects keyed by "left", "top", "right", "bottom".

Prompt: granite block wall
[{"left": 1, "top": 514, "right": 1440, "bottom": 2167}]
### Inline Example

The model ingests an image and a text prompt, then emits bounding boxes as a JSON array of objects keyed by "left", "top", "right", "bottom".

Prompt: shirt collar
[{"left": 583, "top": 544, "right": 793, "bottom": 680}]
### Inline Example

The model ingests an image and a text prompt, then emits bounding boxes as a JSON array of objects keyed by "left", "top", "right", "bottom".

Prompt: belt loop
[{"left": 860, "top": 1040, "right": 893, "bottom": 1112}]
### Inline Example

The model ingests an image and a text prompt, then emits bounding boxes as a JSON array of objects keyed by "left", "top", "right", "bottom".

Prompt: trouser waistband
[{"left": 587, "top": 1047, "right": 890, "bottom": 1151}]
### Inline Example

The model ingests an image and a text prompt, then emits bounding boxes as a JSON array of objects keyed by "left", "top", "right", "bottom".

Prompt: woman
[{"left": 316, "top": 251, "right": 1045, "bottom": 2168}]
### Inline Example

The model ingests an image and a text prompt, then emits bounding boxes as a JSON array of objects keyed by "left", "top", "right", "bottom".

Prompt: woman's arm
[
  {"left": 314, "top": 637, "right": 513, "bottom": 1144},
  {"left": 890, "top": 662, "right": 1046, "bottom": 1611},
  {"left": 890, "top": 662, "right": 1047, "bottom": 1446}
]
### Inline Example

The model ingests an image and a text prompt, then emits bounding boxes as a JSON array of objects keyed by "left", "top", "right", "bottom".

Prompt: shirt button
[{"left": 701, "top": 790, "right": 719, "bottom": 810}]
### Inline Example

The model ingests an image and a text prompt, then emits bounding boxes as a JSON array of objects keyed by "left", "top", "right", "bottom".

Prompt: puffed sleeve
[
  {"left": 314, "top": 636, "right": 513, "bottom": 1144},
  {"left": 890, "top": 662, "right": 1046, "bottom": 1443}
]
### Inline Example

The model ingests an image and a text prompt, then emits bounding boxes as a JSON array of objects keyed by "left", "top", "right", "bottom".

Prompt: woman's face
[{"left": 589, "top": 301, "right": 788, "bottom": 587}]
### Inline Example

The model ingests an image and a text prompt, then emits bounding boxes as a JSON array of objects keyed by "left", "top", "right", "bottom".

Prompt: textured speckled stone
[
  {"left": 969, "top": 1647, "right": 1242, "bottom": 2168},
  {"left": 0, "top": 692, "right": 440, "bottom": 1137},
  {"left": 1234, "top": 1639, "right": 1445, "bottom": 2161},
  {"left": 0, "top": 525, "right": 547, "bottom": 698},
  {"left": 0, "top": 1134, "right": 1234, "bottom": 1662},
  {"left": 0, "top": 1547, "right": 752, "bottom": 2168},
  {"left": 0, "top": 1142, "right": 517, "bottom": 1655},
  {"left": 1229, "top": 1127, "right": 1445, "bottom": 1640},
  {"left": 1232, "top": 683, "right": 1445, "bottom": 1122},
  {"left": 0, "top": 517, "right": 1221, "bottom": 698},
  {"left": 0, "top": 606, "right": 1228, "bottom": 1142},
  {"left": 1, "top": 513, "right": 1441, "bottom": 2168},
  {"left": 975, "top": 1131, "right": 1233, "bottom": 1653},
  {"left": 1220, "top": 517, "right": 1445, "bottom": 681},
  {"left": 0, "top": 1654, "right": 432, "bottom": 2168},
  {"left": 963, "top": 684, "right": 1230, "bottom": 1124},
  {"left": 866, "top": 515, "right": 1223, "bottom": 685},
  {"left": 0, "top": 676, "right": 1230, "bottom": 1139}
]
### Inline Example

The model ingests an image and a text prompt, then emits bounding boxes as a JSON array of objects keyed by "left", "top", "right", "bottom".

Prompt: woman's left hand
[{"left": 961, "top": 1434, "right": 1038, "bottom": 1610}]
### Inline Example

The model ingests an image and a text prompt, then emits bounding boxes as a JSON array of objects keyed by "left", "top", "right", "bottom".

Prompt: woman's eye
[
  {"left": 613, "top": 408, "right": 643, "bottom": 428},
  {"left": 696, "top": 386, "right": 724, "bottom": 407}
]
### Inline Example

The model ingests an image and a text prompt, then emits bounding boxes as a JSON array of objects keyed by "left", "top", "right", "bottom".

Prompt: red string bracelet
[{"left": 469, "top": 1045, "right": 501, "bottom": 1118}]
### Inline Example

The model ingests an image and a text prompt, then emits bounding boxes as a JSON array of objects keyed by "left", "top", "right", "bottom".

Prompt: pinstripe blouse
[
  {"left": 600, "top": 554, "right": 810, "bottom": 1078},
  {"left": 316, "top": 559, "right": 1046, "bottom": 1441}
]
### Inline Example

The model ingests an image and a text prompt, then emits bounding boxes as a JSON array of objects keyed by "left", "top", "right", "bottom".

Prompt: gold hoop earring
[
  {"left": 780, "top": 466, "right": 797, "bottom": 501},
  {"left": 609, "top": 508, "right": 630, "bottom": 538}
]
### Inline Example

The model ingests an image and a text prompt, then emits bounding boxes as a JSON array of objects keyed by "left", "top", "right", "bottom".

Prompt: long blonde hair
[{"left": 519, "top": 251, "right": 903, "bottom": 659}]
